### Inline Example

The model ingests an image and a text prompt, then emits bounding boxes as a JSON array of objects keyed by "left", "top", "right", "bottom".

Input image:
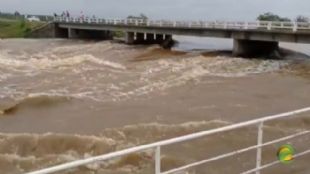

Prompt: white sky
[{"left": 0, "top": 0, "right": 309, "bottom": 21}]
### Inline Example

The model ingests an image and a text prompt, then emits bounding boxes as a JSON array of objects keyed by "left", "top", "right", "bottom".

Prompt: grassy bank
[{"left": 0, "top": 18, "right": 46, "bottom": 38}]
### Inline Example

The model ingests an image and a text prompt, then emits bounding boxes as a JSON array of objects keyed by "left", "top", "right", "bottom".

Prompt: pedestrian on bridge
[{"left": 66, "top": 11, "right": 70, "bottom": 18}]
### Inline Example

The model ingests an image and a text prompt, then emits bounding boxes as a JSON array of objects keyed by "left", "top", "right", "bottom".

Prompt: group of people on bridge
[
  {"left": 53, "top": 11, "right": 98, "bottom": 20},
  {"left": 54, "top": 11, "right": 70, "bottom": 18}
]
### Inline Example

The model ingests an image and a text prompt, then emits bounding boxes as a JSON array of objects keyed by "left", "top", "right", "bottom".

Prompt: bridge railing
[
  {"left": 27, "top": 107, "right": 310, "bottom": 174},
  {"left": 54, "top": 17, "right": 310, "bottom": 32}
]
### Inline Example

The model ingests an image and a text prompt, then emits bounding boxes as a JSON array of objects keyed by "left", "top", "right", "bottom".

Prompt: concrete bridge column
[
  {"left": 124, "top": 32, "right": 174, "bottom": 48},
  {"left": 54, "top": 24, "right": 69, "bottom": 38},
  {"left": 68, "top": 28, "right": 78, "bottom": 38},
  {"left": 162, "top": 34, "right": 174, "bottom": 48},
  {"left": 233, "top": 39, "right": 279, "bottom": 57},
  {"left": 125, "top": 32, "right": 135, "bottom": 44}
]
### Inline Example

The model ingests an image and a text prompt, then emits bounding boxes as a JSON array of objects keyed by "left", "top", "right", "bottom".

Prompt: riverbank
[{"left": 0, "top": 17, "right": 46, "bottom": 38}]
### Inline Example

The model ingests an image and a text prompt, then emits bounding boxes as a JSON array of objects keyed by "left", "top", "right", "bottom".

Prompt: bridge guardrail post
[
  {"left": 293, "top": 22, "right": 298, "bottom": 32},
  {"left": 267, "top": 22, "right": 272, "bottom": 30},
  {"left": 244, "top": 22, "right": 248, "bottom": 29},
  {"left": 256, "top": 122, "right": 264, "bottom": 174},
  {"left": 224, "top": 22, "right": 228, "bottom": 29}
]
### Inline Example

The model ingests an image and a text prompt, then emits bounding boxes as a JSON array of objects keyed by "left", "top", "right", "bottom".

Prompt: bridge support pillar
[
  {"left": 125, "top": 33, "right": 174, "bottom": 48},
  {"left": 54, "top": 24, "right": 69, "bottom": 38},
  {"left": 156, "top": 34, "right": 164, "bottom": 43},
  {"left": 162, "top": 35, "right": 174, "bottom": 48},
  {"left": 233, "top": 39, "right": 279, "bottom": 57},
  {"left": 68, "top": 28, "right": 78, "bottom": 38},
  {"left": 125, "top": 32, "right": 135, "bottom": 44}
]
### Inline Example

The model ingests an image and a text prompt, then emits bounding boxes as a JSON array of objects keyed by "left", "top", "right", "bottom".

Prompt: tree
[
  {"left": 296, "top": 15, "right": 309, "bottom": 23},
  {"left": 139, "top": 13, "right": 148, "bottom": 20},
  {"left": 14, "top": 11, "right": 20, "bottom": 16},
  {"left": 127, "top": 13, "right": 148, "bottom": 20},
  {"left": 257, "top": 12, "right": 291, "bottom": 22}
]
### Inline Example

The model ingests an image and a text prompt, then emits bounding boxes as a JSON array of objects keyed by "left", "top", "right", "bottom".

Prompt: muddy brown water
[{"left": 0, "top": 38, "right": 310, "bottom": 174}]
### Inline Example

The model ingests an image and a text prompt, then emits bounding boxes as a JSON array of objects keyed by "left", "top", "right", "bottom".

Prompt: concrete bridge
[{"left": 50, "top": 17, "right": 310, "bottom": 57}]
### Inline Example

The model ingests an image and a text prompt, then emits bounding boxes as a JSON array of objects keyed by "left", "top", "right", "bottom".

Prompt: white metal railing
[
  {"left": 54, "top": 17, "right": 310, "bottom": 32},
  {"left": 27, "top": 107, "right": 310, "bottom": 174}
]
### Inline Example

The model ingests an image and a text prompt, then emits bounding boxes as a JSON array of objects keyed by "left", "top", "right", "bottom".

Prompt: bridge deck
[
  {"left": 54, "top": 18, "right": 310, "bottom": 43},
  {"left": 55, "top": 18, "right": 310, "bottom": 33}
]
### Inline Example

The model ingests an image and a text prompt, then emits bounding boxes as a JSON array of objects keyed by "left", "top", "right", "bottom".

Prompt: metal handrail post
[
  {"left": 256, "top": 122, "right": 264, "bottom": 174},
  {"left": 155, "top": 146, "right": 161, "bottom": 174}
]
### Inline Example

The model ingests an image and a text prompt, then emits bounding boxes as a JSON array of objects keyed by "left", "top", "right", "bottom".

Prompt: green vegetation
[
  {"left": 0, "top": 17, "right": 46, "bottom": 38},
  {"left": 113, "top": 31, "right": 125, "bottom": 38},
  {"left": 257, "top": 12, "right": 291, "bottom": 22},
  {"left": 127, "top": 13, "right": 148, "bottom": 20},
  {"left": 0, "top": 11, "right": 53, "bottom": 21}
]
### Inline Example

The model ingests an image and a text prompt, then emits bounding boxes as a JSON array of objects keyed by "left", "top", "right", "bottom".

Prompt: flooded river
[{"left": 0, "top": 37, "right": 310, "bottom": 174}]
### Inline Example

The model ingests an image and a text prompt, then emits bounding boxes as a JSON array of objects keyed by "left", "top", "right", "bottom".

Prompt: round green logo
[{"left": 277, "top": 144, "right": 295, "bottom": 164}]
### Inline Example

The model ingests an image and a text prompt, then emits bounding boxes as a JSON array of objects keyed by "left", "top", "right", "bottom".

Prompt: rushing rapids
[{"left": 0, "top": 38, "right": 310, "bottom": 174}]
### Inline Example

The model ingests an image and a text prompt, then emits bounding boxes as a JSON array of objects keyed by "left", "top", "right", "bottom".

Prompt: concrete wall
[
  {"left": 55, "top": 24, "right": 69, "bottom": 38},
  {"left": 27, "top": 23, "right": 55, "bottom": 38},
  {"left": 29, "top": 24, "right": 113, "bottom": 40},
  {"left": 28, "top": 23, "right": 69, "bottom": 38}
]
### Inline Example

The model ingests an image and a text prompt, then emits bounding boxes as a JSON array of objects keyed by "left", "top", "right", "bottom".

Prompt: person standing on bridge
[
  {"left": 80, "top": 11, "right": 84, "bottom": 20},
  {"left": 66, "top": 11, "right": 70, "bottom": 18}
]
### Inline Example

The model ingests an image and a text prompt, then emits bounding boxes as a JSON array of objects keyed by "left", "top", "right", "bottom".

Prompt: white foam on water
[
  {"left": 49, "top": 41, "right": 114, "bottom": 54},
  {"left": 0, "top": 120, "right": 228, "bottom": 173},
  {"left": 0, "top": 53, "right": 125, "bottom": 70},
  {"left": 0, "top": 119, "right": 302, "bottom": 174},
  {"left": 0, "top": 73, "right": 12, "bottom": 82},
  {"left": 0, "top": 40, "right": 291, "bottom": 104},
  {"left": 108, "top": 55, "right": 288, "bottom": 101}
]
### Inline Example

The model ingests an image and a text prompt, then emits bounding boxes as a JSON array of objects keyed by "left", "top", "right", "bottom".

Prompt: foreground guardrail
[
  {"left": 27, "top": 107, "right": 310, "bottom": 174},
  {"left": 54, "top": 17, "right": 310, "bottom": 32}
]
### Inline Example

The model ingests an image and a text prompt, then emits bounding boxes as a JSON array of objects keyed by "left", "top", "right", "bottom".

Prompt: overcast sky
[{"left": 0, "top": 0, "right": 309, "bottom": 21}]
